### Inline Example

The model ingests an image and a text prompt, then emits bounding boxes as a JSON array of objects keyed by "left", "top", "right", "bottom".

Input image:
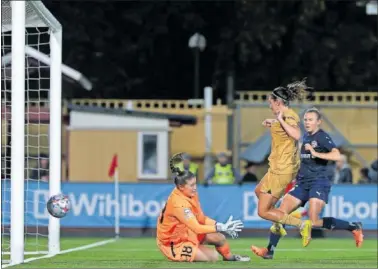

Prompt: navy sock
[
  {"left": 266, "top": 225, "right": 285, "bottom": 253},
  {"left": 322, "top": 217, "right": 356, "bottom": 231}
]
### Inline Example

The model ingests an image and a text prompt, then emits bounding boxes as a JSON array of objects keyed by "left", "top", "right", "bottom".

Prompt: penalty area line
[{"left": 2, "top": 238, "right": 117, "bottom": 268}]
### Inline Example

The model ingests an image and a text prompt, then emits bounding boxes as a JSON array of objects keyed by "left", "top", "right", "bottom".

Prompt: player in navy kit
[{"left": 252, "top": 107, "right": 364, "bottom": 259}]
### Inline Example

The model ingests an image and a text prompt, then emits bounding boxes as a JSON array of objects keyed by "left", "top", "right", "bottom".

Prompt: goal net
[{"left": 1, "top": 1, "right": 62, "bottom": 266}]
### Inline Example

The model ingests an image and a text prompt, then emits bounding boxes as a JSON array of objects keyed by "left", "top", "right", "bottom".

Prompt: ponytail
[
  {"left": 272, "top": 78, "right": 314, "bottom": 105},
  {"left": 169, "top": 153, "right": 195, "bottom": 186}
]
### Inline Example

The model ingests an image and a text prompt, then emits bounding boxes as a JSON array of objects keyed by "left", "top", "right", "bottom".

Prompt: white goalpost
[{"left": 1, "top": 0, "right": 62, "bottom": 265}]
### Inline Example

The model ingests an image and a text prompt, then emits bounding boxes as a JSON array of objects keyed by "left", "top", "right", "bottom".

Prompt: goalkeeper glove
[
  {"left": 227, "top": 230, "right": 239, "bottom": 239},
  {"left": 216, "top": 215, "right": 244, "bottom": 239}
]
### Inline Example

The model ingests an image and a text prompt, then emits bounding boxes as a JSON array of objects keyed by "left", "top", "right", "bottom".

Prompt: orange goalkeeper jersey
[{"left": 156, "top": 188, "right": 216, "bottom": 246}]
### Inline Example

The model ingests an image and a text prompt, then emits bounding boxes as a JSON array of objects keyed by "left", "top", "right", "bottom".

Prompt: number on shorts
[
  {"left": 180, "top": 246, "right": 193, "bottom": 259},
  {"left": 159, "top": 203, "right": 167, "bottom": 224},
  {"left": 170, "top": 242, "right": 176, "bottom": 257}
]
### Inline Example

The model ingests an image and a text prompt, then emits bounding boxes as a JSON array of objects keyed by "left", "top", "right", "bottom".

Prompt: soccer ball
[{"left": 46, "top": 194, "right": 71, "bottom": 218}]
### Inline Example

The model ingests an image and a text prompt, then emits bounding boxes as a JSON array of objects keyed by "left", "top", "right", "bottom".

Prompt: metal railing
[{"left": 235, "top": 91, "right": 378, "bottom": 104}]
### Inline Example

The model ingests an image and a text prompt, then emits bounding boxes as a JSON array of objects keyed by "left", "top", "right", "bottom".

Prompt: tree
[{"left": 44, "top": 0, "right": 377, "bottom": 100}]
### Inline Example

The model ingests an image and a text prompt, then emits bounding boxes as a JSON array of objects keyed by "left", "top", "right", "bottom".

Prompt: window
[
  {"left": 142, "top": 134, "right": 157, "bottom": 174},
  {"left": 138, "top": 132, "right": 168, "bottom": 179}
]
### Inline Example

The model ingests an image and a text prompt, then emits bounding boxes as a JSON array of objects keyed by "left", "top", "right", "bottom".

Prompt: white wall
[{"left": 69, "top": 111, "right": 170, "bottom": 131}]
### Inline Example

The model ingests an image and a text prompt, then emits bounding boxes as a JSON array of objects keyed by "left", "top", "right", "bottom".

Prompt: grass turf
[{"left": 3, "top": 237, "right": 377, "bottom": 268}]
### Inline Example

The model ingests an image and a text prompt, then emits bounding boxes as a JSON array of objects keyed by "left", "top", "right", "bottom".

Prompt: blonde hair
[
  {"left": 272, "top": 78, "right": 314, "bottom": 105},
  {"left": 286, "top": 78, "right": 312, "bottom": 102},
  {"left": 305, "top": 107, "right": 322, "bottom": 119}
]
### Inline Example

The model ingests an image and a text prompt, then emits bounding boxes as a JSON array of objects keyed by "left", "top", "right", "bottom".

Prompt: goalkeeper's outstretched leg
[
  {"left": 197, "top": 233, "right": 250, "bottom": 262},
  {"left": 157, "top": 232, "right": 250, "bottom": 263}
]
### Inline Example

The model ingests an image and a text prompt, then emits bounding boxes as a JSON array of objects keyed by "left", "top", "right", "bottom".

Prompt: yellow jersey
[{"left": 268, "top": 108, "right": 300, "bottom": 175}]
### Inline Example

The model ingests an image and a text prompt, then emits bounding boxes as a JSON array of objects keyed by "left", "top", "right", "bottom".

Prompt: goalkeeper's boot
[
  {"left": 224, "top": 254, "right": 251, "bottom": 262},
  {"left": 351, "top": 222, "right": 364, "bottom": 248},
  {"left": 251, "top": 246, "right": 273, "bottom": 259},
  {"left": 270, "top": 222, "right": 287, "bottom": 237},
  {"left": 300, "top": 220, "right": 312, "bottom": 247}
]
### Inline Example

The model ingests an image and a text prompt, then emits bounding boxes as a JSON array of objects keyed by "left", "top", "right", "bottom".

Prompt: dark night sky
[{"left": 38, "top": 1, "right": 378, "bottom": 100}]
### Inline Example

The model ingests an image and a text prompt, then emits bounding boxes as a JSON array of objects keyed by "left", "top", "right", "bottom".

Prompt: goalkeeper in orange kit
[{"left": 156, "top": 153, "right": 250, "bottom": 263}]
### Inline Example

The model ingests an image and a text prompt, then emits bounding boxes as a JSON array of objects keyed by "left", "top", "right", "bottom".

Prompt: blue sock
[
  {"left": 266, "top": 225, "right": 285, "bottom": 253},
  {"left": 322, "top": 217, "right": 356, "bottom": 231}
]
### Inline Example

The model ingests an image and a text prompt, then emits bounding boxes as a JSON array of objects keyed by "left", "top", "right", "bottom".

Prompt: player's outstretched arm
[
  {"left": 305, "top": 145, "right": 341, "bottom": 161},
  {"left": 262, "top": 119, "right": 275, "bottom": 128},
  {"left": 198, "top": 208, "right": 241, "bottom": 238},
  {"left": 174, "top": 207, "right": 243, "bottom": 238},
  {"left": 174, "top": 207, "right": 217, "bottom": 234},
  {"left": 277, "top": 112, "right": 301, "bottom": 140}
]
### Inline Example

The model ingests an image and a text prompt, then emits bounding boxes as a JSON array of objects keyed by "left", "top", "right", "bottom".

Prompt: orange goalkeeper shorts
[{"left": 157, "top": 240, "right": 199, "bottom": 262}]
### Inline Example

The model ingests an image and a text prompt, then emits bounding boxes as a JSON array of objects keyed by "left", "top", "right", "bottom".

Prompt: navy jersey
[{"left": 297, "top": 129, "right": 336, "bottom": 186}]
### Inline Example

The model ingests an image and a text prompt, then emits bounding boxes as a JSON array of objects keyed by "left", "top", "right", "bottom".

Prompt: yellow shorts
[
  {"left": 259, "top": 170, "right": 296, "bottom": 199},
  {"left": 157, "top": 240, "right": 198, "bottom": 262}
]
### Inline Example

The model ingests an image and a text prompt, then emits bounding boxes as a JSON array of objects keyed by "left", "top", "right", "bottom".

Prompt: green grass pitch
[{"left": 5, "top": 237, "right": 378, "bottom": 268}]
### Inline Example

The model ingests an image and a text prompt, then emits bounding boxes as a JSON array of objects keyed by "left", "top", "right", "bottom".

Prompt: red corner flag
[{"left": 108, "top": 154, "right": 118, "bottom": 178}]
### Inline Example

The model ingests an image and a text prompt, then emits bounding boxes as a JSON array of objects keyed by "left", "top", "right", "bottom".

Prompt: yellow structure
[
  {"left": 66, "top": 105, "right": 196, "bottom": 182},
  {"left": 68, "top": 99, "right": 230, "bottom": 158},
  {"left": 69, "top": 91, "right": 377, "bottom": 183},
  {"left": 1, "top": 91, "right": 376, "bottom": 183},
  {"left": 69, "top": 130, "right": 139, "bottom": 182}
]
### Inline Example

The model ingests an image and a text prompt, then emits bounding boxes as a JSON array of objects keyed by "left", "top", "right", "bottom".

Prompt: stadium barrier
[{"left": 1, "top": 181, "right": 377, "bottom": 230}]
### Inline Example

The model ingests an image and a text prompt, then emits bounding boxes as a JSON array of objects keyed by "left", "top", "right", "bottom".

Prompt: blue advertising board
[{"left": 1, "top": 181, "right": 377, "bottom": 229}]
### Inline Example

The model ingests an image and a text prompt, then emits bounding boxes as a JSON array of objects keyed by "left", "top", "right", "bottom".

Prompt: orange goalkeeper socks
[{"left": 216, "top": 242, "right": 232, "bottom": 260}]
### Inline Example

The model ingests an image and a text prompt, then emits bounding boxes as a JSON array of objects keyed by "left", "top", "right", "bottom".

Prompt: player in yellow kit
[
  {"left": 252, "top": 79, "right": 313, "bottom": 248},
  {"left": 156, "top": 153, "right": 250, "bottom": 262}
]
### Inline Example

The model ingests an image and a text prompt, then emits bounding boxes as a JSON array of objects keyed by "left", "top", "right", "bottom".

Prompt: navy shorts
[{"left": 289, "top": 184, "right": 331, "bottom": 206}]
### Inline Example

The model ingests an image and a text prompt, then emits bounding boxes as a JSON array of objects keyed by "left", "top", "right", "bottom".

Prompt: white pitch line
[
  {"left": 58, "top": 238, "right": 117, "bottom": 255},
  {"left": 262, "top": 248, "right": 377, "bottom": 252},
  {"left": 2, "top": 238, "right": 117, "bottom": 268}
]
